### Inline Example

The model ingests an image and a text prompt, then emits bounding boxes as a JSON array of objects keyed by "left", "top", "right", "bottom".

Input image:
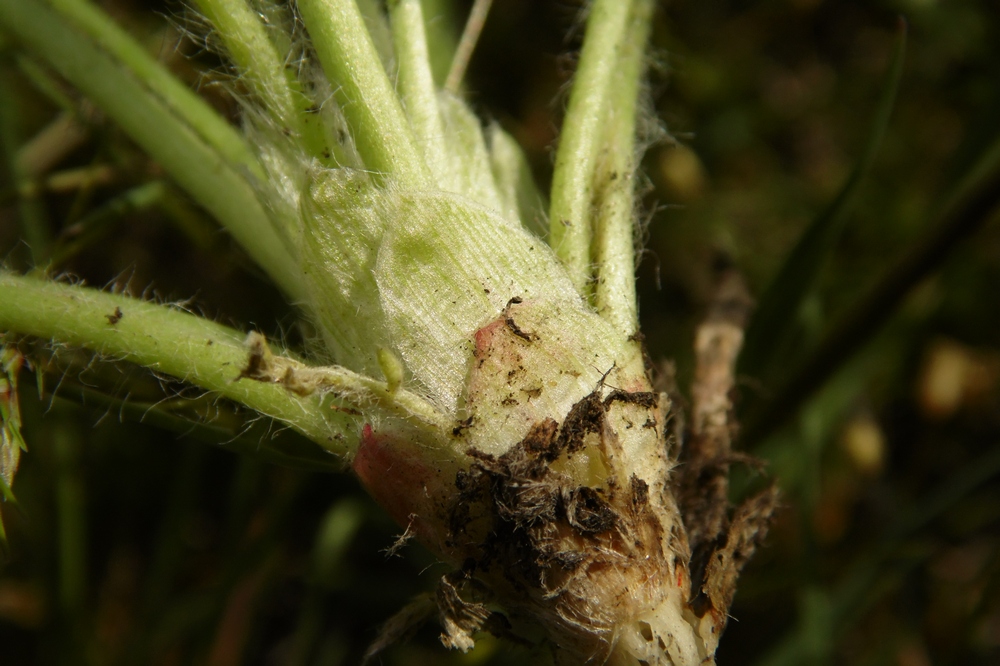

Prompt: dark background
[{"left": 1, "top": 0, "right": 999, "bottom": 664}]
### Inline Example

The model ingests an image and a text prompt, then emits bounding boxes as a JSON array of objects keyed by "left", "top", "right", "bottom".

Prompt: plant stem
[
  {"left": 47, "top": 0, "right": 263, "bottom": 181},
  {"left": 242, "top": 333, "right": 450, "bottom": 432},
  {"left": 389, "top": 0, "right": 451, "bottom": 184},
  {"left": 13, "top": 53, "right": 78, "bottom": 112},
  {"left": 356, "top": 0, "right": 397, "bottom": 77},
  {"left": 14, "top": 110, "right": 90, "bottom": 180},
  {"left": 0, "top": 65, "right": 51, "bottom": 266},
  {"left": 0, "top": 272, "right": 351, "bottom": 454},
  {"left": 549, "top": 0, "right": 635, "bottom": 294},
  {"left": 0, "top": 0, "right": 303, "bottom": 297},
  {"left": 591, "top": 0, "right": 652, "bottom": 338},
  {"left": 191, "top": 0, "right": 331, "bottom": 163},
  {"left": 443, "top": 0, "right": 492, "bottom": 94},
  {"left": 298, "top": 0, "right": 429, "bottom": 186},
  {"left": 192, "top": 0, "right": 295, "bottom": 124},
  {"left": 487, "top": 123, "right": 548, "bottom": 234}
]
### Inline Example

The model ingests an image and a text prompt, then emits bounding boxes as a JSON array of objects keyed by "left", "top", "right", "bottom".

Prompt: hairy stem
[
  {"left": 591, "top": 0, "right": 653, "bottom": 337},
  {"left": 389, "top": 0, "right": 451, "bottom": 185},
  {"left": 191, "top": 0, "right": 331, "bottom": 162},
  {"left": 0, "top": 273, "right": 349, "bottom": 453},
  {"left": 549, "top": 0, "right": 635, "bottom": 294},
  {"left": 298, "top": 0, "right": 429, "bottom": 186}
]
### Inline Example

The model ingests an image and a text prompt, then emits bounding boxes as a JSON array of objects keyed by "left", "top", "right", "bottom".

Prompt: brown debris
[
  {"left": 563, "top": 486, "right": 618, "bottom": 534},
  {"left": 556, "top": 391, "right": 606, "bottom": 454},
  {"left": 700, "top": 486, "right": 779, "bottom": 617},
  {"left": 237, "top": 332, "right": 275, "bottom": 384},
  {"left": 674, "top": 265, "right": 779, "bottom": 632},
  {"left": 436, "top": 574, "right": 493, "bottom": 652},
  {"left": 364, "top": 267, "right": 777, "bottom": 660},
  {"left": 504, "top": 297, "right": 537, "bottom": 342}
]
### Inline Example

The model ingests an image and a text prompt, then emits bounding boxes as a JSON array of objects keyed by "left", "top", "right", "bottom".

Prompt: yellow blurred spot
[
  {"left": 840, "top": 415, "right": 885, "bottom": 476},
  {"left": 917, "top": 338, "right": 1000, "bottom": 420},
  {"left": 657, "top": 143, "right": 707, "bottom": 201}
]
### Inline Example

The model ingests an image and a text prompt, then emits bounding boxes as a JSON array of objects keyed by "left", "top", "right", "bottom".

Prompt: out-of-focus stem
[
  {"left": 0, "top": 66, "right": 51, "bottom": 266},
  {"left": 45, "top": 0, "right": 264, "bottom": 181},
  {"left": 14, "top": 110, "right": 90, "bottom": 179},
  {"left": 0, "top": 0, "right": 303, "bottom": 297},
  {"left": 443, "top": 0, "right": 493, "bottom": 93}
]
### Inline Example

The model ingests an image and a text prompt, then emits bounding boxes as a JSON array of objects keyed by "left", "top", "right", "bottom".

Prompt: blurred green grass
[{"left": 1, "top": 0, "right": 999, "bottom": 664}]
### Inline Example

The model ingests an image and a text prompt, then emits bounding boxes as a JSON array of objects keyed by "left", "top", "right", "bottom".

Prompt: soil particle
[{"left": 556, "top": 391, "right": 606, "bottom": 454}]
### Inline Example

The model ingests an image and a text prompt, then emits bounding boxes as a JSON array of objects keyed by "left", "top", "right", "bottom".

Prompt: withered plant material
[
  {"left": 675, "top": 266, "right": 779, "bottom": 631},
  {"left": 435, "top": 573, "right": 494, "bottom": 651},
  {"left": 361, "top": 593, "right": 436, "bottom": 665}
]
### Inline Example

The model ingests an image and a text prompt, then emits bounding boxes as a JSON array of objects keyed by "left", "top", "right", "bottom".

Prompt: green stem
[
  {"left": 356, "top": 0, "right": 397, "bottom": 77},
  {"left": 191, "top": 0, "right": 296, "bottom": 126},
  {"left": 14, "top": 53, "right": 78, "bottom": 112},
  {"left": 0, "top": 273, "right": 351, "bottom": 454},
  {"left": 549, "top": 0, "right": 635, "bottom": 294},
  {"left": 487, "top": 123, "right": 548, "bottom": 235},
  {"left": 0, "top": 0, "right": 303, "bottom": 297},
  {"left": 389, "top": 0, "right": 451, "bottom": 185},
  {"left": 591, "top": 0, "right": 653, "bottom": 337},
  {"left": 46, "top": 0, "right": 263, "bottom": 181},
  {"left": 244, "top": 333, "right": 449, "bottom": 432},
  {"left": 190, "top": 0, "right": 331, "bottom": 163},
  {"left": 298, "top": 0, "right": 429, "bottom": 186},
  {"left": 0, "top": 64, "right": 52, "bottom": 266},
  {"left": 418, "top": 0, "right": 459, "bottom": 86}
]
